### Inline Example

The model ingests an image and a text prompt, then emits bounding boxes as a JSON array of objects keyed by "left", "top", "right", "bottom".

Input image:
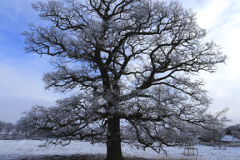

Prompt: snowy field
[{"left": 0, "top": 140, "right": 240, "bottom": 160}]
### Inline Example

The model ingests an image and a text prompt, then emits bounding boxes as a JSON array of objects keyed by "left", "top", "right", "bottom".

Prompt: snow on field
[{"left": 0, "top": 140, "right": 239, "bottom": 160}]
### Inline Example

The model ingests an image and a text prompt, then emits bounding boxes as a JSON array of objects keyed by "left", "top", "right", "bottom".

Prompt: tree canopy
[{"left": 21, "top": 0, "right": 227, "bottom": 159}]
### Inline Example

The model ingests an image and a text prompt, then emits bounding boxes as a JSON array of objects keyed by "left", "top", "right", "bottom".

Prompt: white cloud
[{"left": 196, "top": 0, "right": 231, "bottom": 29}]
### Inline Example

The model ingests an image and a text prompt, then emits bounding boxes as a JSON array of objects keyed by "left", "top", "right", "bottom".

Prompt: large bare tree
[{"left": 21, "top": 0, "right": 227, "bottom": 159}]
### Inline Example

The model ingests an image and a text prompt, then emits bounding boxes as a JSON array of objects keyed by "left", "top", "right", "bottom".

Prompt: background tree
[
  {"left": 16, "top": 115, "right": 35, "bottom": 137},
  {"left": 231, "top": 124, "right": 240, "bottom": 138},
  {"left": 197, "top": 109, "right": 229, "bottom": 142},
  {"left": 22, "top": 0, "right": 227, "bottom": 159},
  {"left": 0, "top": 121, "right": 6, "bottom": 134},
  {"left": 224, "top": 124, "right": 240, "bottom": 138},
  {"left": 4, "top": 122, "right": 15, "bottom": 135}
]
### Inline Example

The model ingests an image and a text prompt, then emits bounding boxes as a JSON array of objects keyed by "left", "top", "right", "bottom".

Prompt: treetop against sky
[{"left": 0, "top": 0, "right": 240, "bottom": 126}]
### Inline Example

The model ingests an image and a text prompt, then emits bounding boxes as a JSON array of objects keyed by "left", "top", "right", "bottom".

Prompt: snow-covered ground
[{"left": 0, "top": 140, "right": 239, "bottom": 160}]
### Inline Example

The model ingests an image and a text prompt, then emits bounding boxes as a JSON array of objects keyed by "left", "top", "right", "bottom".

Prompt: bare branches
[
  {"left": 18, "top": 94, "right": 108, "bottom": 142},
  {"left": 32, "top": 1, "right": 88, "bottom": 30},
  {"left": 23, "top": 0, "right": 226, "bottom": 93},
  {"left": 21, "top": 0, "right": 228, "bottom": 155},
  {"left": 43, "top": 64, "right": 101, "bottom": 92}
]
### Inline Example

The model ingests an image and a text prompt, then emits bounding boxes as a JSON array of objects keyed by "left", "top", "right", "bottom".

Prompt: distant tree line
[
  {"left": 0, "top": 121, "right": 15, "bottom": 135},
  {"left": 1, "top": 118, "right": 240, "bottom": 144},
  {"left": 2, "top": 117, "right": 238, "bottom": 143},
  {"left": 0, "top": 120, "right": 43, "bottom": 140}
]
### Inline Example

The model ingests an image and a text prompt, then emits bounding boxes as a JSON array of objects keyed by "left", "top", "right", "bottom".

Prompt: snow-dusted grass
[{"left": 0, "top": 140, "right": 239, "bottom": 160}]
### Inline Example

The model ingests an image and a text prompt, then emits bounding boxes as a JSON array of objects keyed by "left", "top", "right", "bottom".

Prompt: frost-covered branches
[
  {"left": 17, "top": 93, "right": 108, "bottom": 143},
  {"left": 22, "top": 0, "right": 227, "bottom": 159},
  {"left": 23, "top": 0, "right": 226, "bottom": 95},
  {"left": 118, "top": 86, "right": 228, "bottom": 151},
  {"left": 43, "top": 65, "right": 101, "bottom": 92}
]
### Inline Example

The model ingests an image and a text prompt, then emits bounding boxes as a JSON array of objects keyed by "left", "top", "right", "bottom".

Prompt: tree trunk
[{"left": 106, "top": 116, "right": 124, "bottom": 160}]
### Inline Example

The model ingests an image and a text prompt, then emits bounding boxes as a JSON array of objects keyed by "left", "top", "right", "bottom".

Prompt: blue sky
[{"left": 0, "top": 0, "right": 240, "bottom": 126}]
